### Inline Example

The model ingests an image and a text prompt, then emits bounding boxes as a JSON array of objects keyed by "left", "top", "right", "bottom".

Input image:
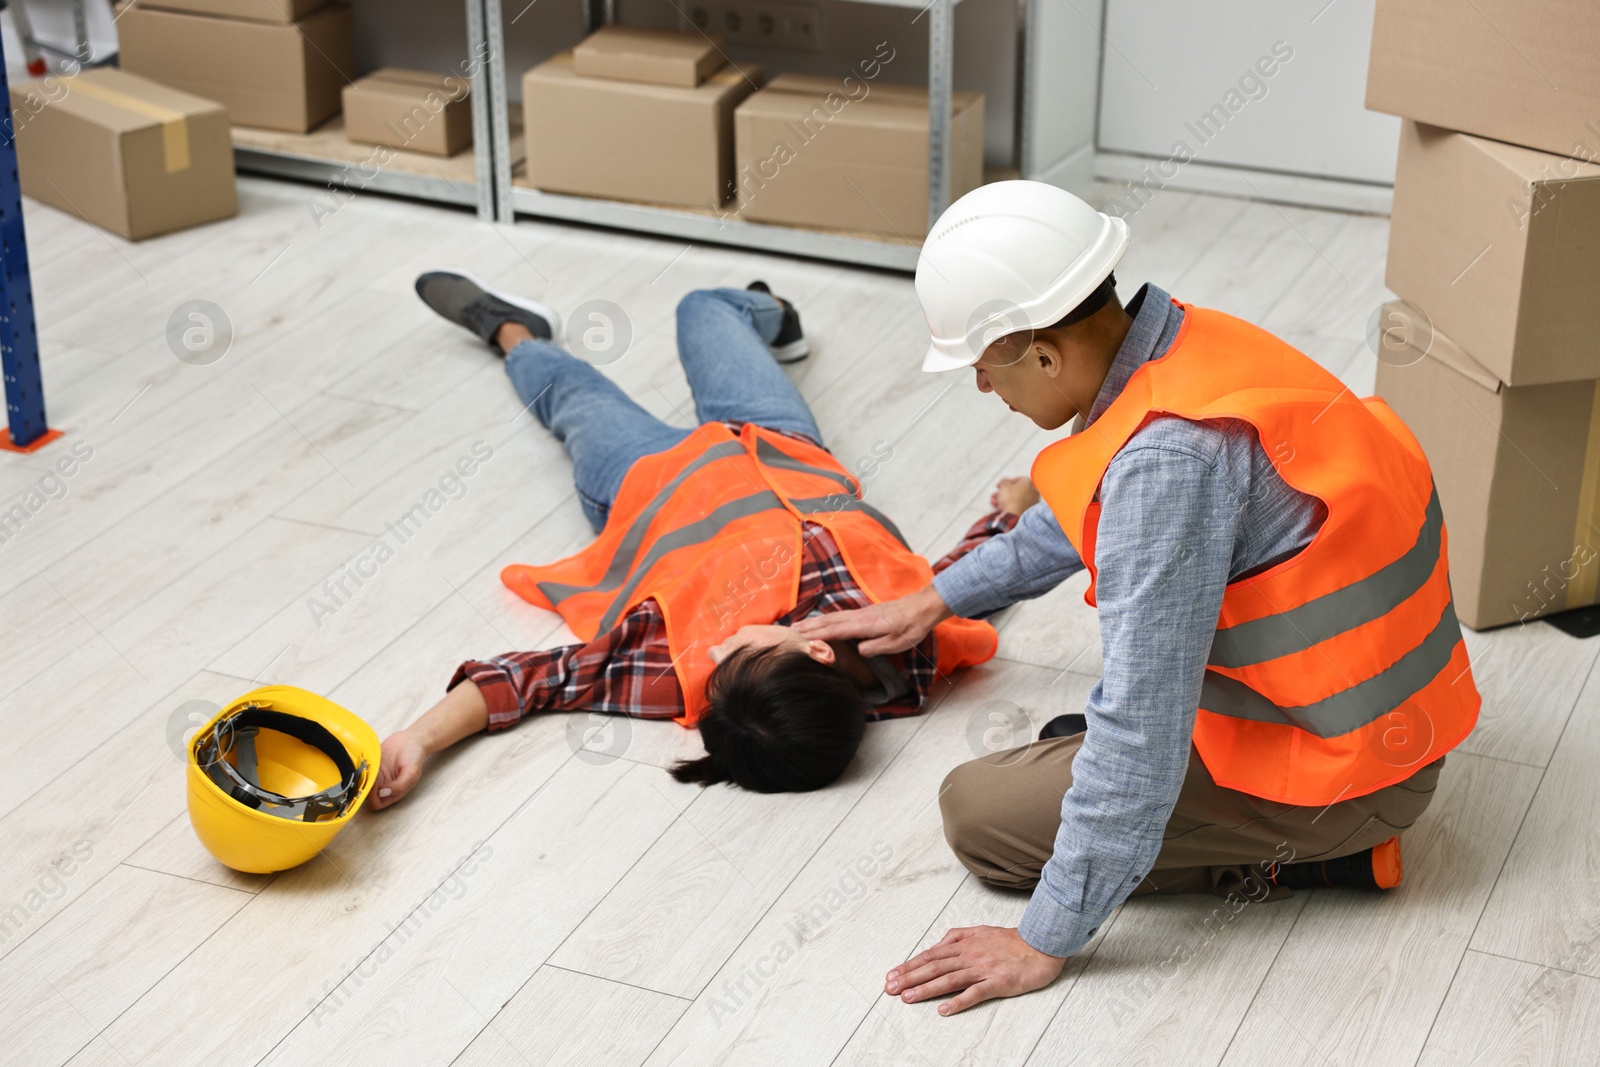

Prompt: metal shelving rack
[
  {"left": 487, "top": 0, "right": 1032, "bottom": 271},
  {"left": 233, "top": 0, "right": 500, "bottom": 221},
  {"left": 227, "top": 0, "right": 1034, "bottom": 270}
]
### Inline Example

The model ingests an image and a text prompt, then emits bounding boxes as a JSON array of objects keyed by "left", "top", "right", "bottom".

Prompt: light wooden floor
[{"left": 2, "top": 179, "right": 1597, "bottom": 1067}]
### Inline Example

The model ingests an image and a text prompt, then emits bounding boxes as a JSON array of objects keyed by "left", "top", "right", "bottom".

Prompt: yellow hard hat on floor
[{"left": 186, "top": 686, "right": 380, "bottom": 873}]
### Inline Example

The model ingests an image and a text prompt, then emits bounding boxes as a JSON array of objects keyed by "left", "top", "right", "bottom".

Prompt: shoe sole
[
  {"left": 771, "top": 337, "right": 809, "bottom": 363},
  {"left": 431, "top": 268, "right": 563, "bottom": 345},
  {"left": 1372, "top": 836, "right": 1402, "bottom": 889}
]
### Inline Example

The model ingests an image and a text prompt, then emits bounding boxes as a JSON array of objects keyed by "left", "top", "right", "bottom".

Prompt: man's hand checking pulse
[
  {"left": 791, "top": 583, "right": 952, "bottom": 656},
  {"left": 886, "top": 926, "right": 1067, "bottom": 1015}
]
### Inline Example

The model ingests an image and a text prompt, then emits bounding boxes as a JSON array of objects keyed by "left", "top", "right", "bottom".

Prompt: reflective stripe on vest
[
  {"left": 756, "top": 437, "right": 911, "bottom": 547},
  {"left": 1209, "top": 488, "right": 1444, "bottom": 670},
  {"left": 541, "top": 435, "right": 909, "bottom": 632},
  {"left": 536, "top": 439, "right": 748, "bottom": 609},
  {"left": 1202, "top": 594, "right": 1461, "bottom": 738}
]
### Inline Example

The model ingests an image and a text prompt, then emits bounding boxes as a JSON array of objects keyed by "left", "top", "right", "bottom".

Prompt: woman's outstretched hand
[
  {"left": 990, "top": 476, "right": 1041, "bottom": 517},
  {"left": 369, "top": 729, "right": 427, "bottom": 811}
]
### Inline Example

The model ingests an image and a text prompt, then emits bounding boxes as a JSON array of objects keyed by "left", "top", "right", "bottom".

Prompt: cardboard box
[
  {"left": 117, "top": 2, "right": 354, "bottom": 132},
  {"left": 1386, "top": 121, "right": 1600, "bottom": 387},
  {"left": 521, "top": 53, "right": 762, "bottom": 209},
  {"left": 131, "top": 0, "right": 329, "bottom": 22},
  {"left": 8, "top": 68, "right": 236, "bottom": 239},
  {"left": 572, "top": 25, "right": 726, "bottom": 88},
  {"left": 342, "top": 69, "right": 471, "bottom": 157},
  {"left": 1374, "top": 300, "right": 1600, "bottom": 629},
  {"left": 733, "top": 74, "right": 984, "bottom": 239},
  {"left": 1367, "top": 0, "right": 1600, "bottom": 160}
]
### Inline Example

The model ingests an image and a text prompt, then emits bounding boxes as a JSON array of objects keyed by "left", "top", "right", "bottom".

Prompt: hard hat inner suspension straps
[{"left": 196, "top": 706, "right": 368, "bottom": 822}]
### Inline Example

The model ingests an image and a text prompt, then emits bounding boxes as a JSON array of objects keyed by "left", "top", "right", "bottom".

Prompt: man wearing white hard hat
[{"left": 796, "top": 180, "right": 1478, "bottom": 1014}]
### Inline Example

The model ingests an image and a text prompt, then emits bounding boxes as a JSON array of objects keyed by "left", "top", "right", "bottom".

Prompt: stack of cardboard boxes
[
  {"left": 522, "top": 26, "right": 764, "bottom": 212},
  {"left": 117, "top": 0, "right": 353, "bottom": 133},
  {"left": 522, "top": 25, "right": 984, "bottom": 239},
  {"left": 1365, "top": 0, "right": 1600, "bottom": 629}
]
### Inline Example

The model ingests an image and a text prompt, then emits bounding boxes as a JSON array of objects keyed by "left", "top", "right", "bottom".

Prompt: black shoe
[
  {"left": 1038, "top": 713, "right": 1087, "bottom": 740},
  {"left": 747, "top": 281, "right": 809, "bottom": 363},
  {"left": 415, "top": 270, "right": 558, "bottom": 355},
  {"left": 1265, "top": 837, "right": 1402, "bottom": 891}
]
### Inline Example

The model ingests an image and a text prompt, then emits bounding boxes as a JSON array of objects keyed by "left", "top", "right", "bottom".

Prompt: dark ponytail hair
[{"left": 670, "top": 645, "right": 868, "bottom": 793}]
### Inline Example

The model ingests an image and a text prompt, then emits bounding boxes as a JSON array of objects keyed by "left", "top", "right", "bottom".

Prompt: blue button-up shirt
[{"left": 932, "top": 284, "right": 1325, "bottom": 958}]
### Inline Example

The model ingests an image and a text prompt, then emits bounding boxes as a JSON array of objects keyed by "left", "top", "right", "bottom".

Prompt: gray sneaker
[{"left": 415, "top": 270, "right": 559, "bottom": 354}]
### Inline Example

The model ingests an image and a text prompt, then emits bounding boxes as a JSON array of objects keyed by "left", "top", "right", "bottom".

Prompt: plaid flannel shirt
[{"left": 452, "top": 509, "right": 1017, "bottom": 730}]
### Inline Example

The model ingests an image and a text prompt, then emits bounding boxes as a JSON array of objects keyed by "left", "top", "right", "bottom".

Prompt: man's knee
[{"left": 939, "top": 757, "right": 1042, "bottom": 890}]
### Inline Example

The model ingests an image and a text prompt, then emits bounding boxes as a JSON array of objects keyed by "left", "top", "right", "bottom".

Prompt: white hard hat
[{"left": 916, "top": 180, "right": 1130, "bottom": 372}]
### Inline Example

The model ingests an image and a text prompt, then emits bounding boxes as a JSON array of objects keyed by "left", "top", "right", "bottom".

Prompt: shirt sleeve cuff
[
  {"left": 1017, "top": 885, "right": 1099, "bottom": 959},
  {"left": 450, "top": 661, "right": 523, "bottom": 732},
  {"left": 933, "top": 562, "right": 1009, "bottom": 619}
]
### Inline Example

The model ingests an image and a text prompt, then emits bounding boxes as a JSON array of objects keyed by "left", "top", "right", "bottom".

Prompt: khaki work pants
[{"left": 940, "top": 733, "right": 1444, "bottom": 901}]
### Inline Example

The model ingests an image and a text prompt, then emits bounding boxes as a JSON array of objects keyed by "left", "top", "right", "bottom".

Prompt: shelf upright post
[
  {"left": 926, "top": 0, "right": 954, "bottom": 231},
  {"left": 1013, "top": 0, "right": 1034, "bottom": 177},
  {"left": 0, "top": 30, "right": 57, "bottom": 453},
  {"left": 484, "top": 0, "right": 516, "bottom": 222},
  {"left": 467, "top": 0, "right": 498, "bottom": 220}
]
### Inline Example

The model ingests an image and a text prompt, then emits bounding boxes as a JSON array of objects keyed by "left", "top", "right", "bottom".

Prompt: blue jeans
[{"left": 504, "top": 287, "right": 825, "bottom": 532}]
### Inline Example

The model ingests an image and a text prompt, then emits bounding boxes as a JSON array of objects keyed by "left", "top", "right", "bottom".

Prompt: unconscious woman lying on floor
[{"left": 370, "top": 275, "right": 1036, "bottom": 805}]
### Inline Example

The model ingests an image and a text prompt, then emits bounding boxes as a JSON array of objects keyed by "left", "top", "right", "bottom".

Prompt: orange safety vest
[
  {"left": 1032, "top": 302, "right": 1480, "bottom": 806},
  {"left": 502, "top": 422, "right": 998, "bottom": 725}
]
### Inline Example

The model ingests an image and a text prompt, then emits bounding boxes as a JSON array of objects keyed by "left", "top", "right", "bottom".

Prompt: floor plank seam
[
  {"left": 1464, "top": 945, "right": 1600, "bottom": 981},
  {"left": 0, "top": 666, "right": 266, "bottom": 827},
  {"left": 680, "top": 711, "right": 945, "bottom": 1007},
  {"left": 301, "top": 355, "right": 513, "bottom": 486},
  {"left": 541, "top": 962, "right": 697, "bottom": 1002},
  {"left": 45, "top": 862, "right": 259, "bottom": 1059},
  {"left": 1019, "top": 904, "right": 1129, "bottom": 1067},
  {"left": 0, "top": 374, "right": 365, "bottom": 606},
  {"left": 250, "top": 749, "right": 585, "bottom": 1067},
  {"left": 1465, "top": 749, "right": 1551, "bottom": 772},
  {"left": 116, "top": 860, "right": 262, "bottom": 896},
  {"left": 1208, "top": 894, "right": 1310, "bottom": 1067},
  {"left": 268, "top": 513, "right": 384, "bottom": 539},
  {"left": 1255, "top": 216, "right": 1351, "bottom": 328},
  {"left": 1169, "top": 200, "right": 1254, "bottom": 294},
  {"left": 447, "top": 773, "right": 694, "bottom": 1062},
  {"left": 825, "top": 870, "right": 974, "bottom": 1067},
  {"left": 1464, "top": 648, "right": 1598, "bottom": 954},
  {"left": 316, "top": 389, "right": 426, "bottom": 416}
]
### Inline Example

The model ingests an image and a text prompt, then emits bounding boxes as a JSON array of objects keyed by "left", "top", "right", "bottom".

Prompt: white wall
[{"left": 1096, "top": 0, "right": 1399, "bottom": 185}]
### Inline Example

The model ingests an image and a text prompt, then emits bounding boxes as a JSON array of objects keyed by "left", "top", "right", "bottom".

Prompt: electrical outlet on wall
[{"left": 683, "top": 1, "right": 823, "bottom": 51}]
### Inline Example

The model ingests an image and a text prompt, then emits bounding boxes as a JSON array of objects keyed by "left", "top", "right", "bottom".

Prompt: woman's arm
[
  {"left": 369, "top": 601, "right": 686, "bottom": 811},
  {"left": 369, "top": 679, "right": 488, "bottom": 810}
]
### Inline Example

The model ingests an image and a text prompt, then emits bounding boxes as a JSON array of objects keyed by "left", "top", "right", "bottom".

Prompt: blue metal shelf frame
[{"left": 0, "top": 29, "right": 50, "bottom": 450}]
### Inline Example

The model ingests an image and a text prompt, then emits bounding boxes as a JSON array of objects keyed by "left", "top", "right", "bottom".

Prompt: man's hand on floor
[
  {"left": 369, "top": 730, "right": 427, "bottom": 811},
  {"left": 886, "top": 926, "right": 1067, "bottom": 1015},
  {"left": 792, "top": 583, "right": 951, "bottom": 656}
]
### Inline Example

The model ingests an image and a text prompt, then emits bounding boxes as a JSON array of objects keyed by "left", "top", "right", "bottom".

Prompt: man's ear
[
  {"left": 805, "top": 639, "right": 837, "bottom": 665},
  {"left": 1033, "top": 338, "right": 1065, "bottom": 379}
]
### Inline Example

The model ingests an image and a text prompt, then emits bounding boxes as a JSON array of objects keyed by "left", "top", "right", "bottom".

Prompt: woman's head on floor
[{"left": 672, "top": 641, "right": 868, "bottom": 793}]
